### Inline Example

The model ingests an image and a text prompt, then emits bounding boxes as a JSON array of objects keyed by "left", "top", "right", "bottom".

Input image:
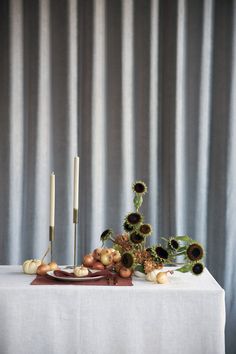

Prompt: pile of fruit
[
  {"left": 82, "top": 247, "right": 132, "bottom": 278},
  {"left": 22, "top": 258, "right": 58, "bottom": 275}
]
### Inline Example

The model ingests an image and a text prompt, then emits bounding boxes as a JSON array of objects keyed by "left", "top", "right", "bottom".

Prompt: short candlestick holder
[
  {"left": 73, "top": 208, "right": 79, "bottom": 268},
  {"left": 49, "top": 226, "right": 55, "bottom": 262}
]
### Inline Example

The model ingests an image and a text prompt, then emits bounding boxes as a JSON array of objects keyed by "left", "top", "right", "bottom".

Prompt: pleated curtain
[{"left": 0, "top": 0, "right": 236, "bottom": 352}]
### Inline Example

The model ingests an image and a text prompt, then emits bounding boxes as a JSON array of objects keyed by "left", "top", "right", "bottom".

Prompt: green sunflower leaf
[
  {"left": 177, "top": 246, "right": 187, "bottom": 252},
  {"left": 135, "top": 264, "right": 145, "bottom": 274},
  {"left": 175, "top": 264, "right": 192, "bottom": 273},
  {"left": 175, "top": 235, "right": 191, "bottom": 242}
]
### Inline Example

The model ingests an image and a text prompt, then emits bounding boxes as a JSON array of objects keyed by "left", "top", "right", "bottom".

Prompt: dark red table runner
[{"left": 31, "top": 269, "right": 133, "bottom": 286}]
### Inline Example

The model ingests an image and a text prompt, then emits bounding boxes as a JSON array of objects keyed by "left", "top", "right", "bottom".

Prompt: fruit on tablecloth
[
  {"left": 92, "top": 261, "right": 105, "bottom": 270},
  {"left": 146, "top": 269, "right": 160, "bottom": 282},
  {"left": 36, "top": 264, "right": 51, "bottom": 275},
  {"left": 100, "top": 253, "right": 113, "bottom": 266},
  {"left": 22, "top": 259, "right": 42, "bottom": 275},
  {"left": 83, "top": 254, "right": 95, "bottom": 268},
  {"left": 156, "top": 271, "right": 173, "bottom": 284},
  {"left": 101, "top": 249, "right": 111, "bottom": 256},
  {"left": 74, "top": 265, "right": 89, "bottom": 277},
  {"left": 93, "top": 248, "right": 103, "bottom": 261},
  {"left": 119, "top": 267, "right": 132, "bottom": 278},
  {"left": 113, "top": 250, "right": 121, "bottom": 263},
  {"left": 48, "top": 261, "right": 58, "bottom": 271},
  {"left": 83, "top": 248, "right": 121, "bottom": 269}
]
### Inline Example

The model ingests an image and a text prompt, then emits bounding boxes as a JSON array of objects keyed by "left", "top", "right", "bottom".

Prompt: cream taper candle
[
  {"left": 73, "top": 156, "right": 80, "bottom": 210},
  {"left": 50, "top": 172, "right": 55, "bottom": 227}
]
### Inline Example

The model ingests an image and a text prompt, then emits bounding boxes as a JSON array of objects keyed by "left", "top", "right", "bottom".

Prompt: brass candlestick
[
  {"left": 73, "top": 208, "right": 79, "bottom": 268},
  {"left": 49, "top": 226, "right": 55, "bottom": 262}
]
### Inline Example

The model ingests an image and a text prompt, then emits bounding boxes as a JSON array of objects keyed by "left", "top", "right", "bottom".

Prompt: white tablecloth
[{"left": 0, "top": 266, "right": 225, "bottom": 354}]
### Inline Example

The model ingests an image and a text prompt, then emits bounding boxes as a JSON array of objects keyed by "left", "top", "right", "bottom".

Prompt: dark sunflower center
[
  {"left": 156, "top": 246, "right": 169, "bottom": 259},
  {"left": 127, "top": 213, "right": 141, "bottom": 224},
  {"left": 134, "top": 183, "right": 145, "bottom": 193},
  {"left": 192, "top": 263, "right": 203, "bottom": 275},
  {"left": 140, "top": 224, "right": 151, "bottom": 234},
  {"left": 192, "top": 248, "right": 201, "bottom": 257},
  {"left": 121, "top": 253, "right": 134, "bottom": 268},
  {"left": 170, "top": 240, "right": 179, "bottom": 249},
  {"left": 101, "top": 229, "right": 111, "bottom": 240},
  {"left": 130, "top": 232, "right": 144, "bottom": 244},
  {"left": 123, "top": 222, "right": 134, "bottom": 232},
  {"left": 187, "top": 244, "right": 203, "bottom": 261}
]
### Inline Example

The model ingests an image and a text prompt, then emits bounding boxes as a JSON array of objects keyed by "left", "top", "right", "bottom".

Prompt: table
[{"left": 0, "top": 266, "right": 225, "bottom": 354}]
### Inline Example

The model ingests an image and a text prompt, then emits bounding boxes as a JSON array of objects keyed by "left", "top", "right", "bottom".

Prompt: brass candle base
[
  {"left": 73, "top": 208, "right": 79, "bottom": 224},
  {"left": 73, "top": 209, "right": 78, "bottom": 268},
  {"left": 49, "top": 226, "right": 55, "bottom": 262}
]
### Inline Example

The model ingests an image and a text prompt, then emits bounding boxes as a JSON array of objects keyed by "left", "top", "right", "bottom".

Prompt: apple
[
  {"left": 100, "top": 253, "right": 113, "bottom": 266},
  {"left": 92, "top": 261, "right": 105, "bottom": 270},
  {"left": 36, "top": 264, "right": 51, "bottom": 275},
  {"left": 113, "top": 251, "right": 121, "bottom": 263},
  {"left": 93, "top": 248, "right": 103, "bottom": 261},
  {"left": 48, "top": 261, "right": 58, "bottom": 271},
  {"left": 119, "top": 267, "right": 132, "bottom": 278},
  {"left": 83, "top": 254, "right": 95, "bottom": 268},
  {"left": 101, "top": 248, "right": 110, "bottom": 256}
]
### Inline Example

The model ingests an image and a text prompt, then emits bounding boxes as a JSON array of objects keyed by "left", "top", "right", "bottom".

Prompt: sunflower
[
  {"left": 132, "top": 181, "right": 147, "bottom": 195},
  {"left": 168, "top": 238, "right": 180, "bottom": 251},
  {"left": 121, "top": 252, "right": 134, "bottom": 268},
  {"left": 100, "top": 229, "right": 114, "bottom": 243},
  {"left": 123, "top": 221, "right": 134, "bottom": 232},
  {"left": 155, "top": 246, "right": 169, "bottom": 261},
  {"left": 187, "top": 243, "right": 204, "bottom": 261},
  {"left": 191, "top": 262, "right": 204, "bottom": 275},
  {"left": 125, "top": 212, "right": 143, "bottom": 226},
  {"left": 139, "top": 223, "right": 153, "bottom": 237},
  {"left": 130, "top": 231, "right": 145, "bottom": 244}
]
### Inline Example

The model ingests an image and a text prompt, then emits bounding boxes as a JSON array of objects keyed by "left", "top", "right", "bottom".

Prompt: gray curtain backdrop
[{"left": 0, "top": 0, "right": 235, "bottom": 352}]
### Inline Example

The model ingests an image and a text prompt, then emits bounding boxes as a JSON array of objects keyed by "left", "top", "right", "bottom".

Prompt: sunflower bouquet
[{"left": 100, "top": 181, "right": 205, "bottom": 278}]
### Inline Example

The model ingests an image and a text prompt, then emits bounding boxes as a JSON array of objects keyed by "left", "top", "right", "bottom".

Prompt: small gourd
[
  {"left": 146, "top": 269, "right": 160, "bottom": 282},
  {"left": 22, "top": 259, "right": 42, "bottom": 275},
  {"left": 156, "top": 271, "right": 173, "bottom": 284},
  {"left": 74, "top": 265, "right": 89, "bottom": 277}
]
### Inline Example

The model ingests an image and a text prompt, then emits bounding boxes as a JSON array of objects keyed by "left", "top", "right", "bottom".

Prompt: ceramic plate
[{"left": 47, "top": 270, "right": 105, "bottom": 281}]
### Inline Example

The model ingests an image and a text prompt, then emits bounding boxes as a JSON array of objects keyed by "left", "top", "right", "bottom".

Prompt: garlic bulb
[
  {"left": 156, "top": 271, "right": 170, "bottom": 284},
  {"left": 22, "top": 259, "right": 42, "bottom": 275},
  {"left": 74, "top": 265, "right": 89, "bottom": 277},
  {"left": 146, "top": 269, "right": 160, "bottom": 282}
]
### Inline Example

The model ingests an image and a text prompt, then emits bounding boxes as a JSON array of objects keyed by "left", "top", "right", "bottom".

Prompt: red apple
[
  {"left": 36, "top": 264, "right": 51, "bottom": 275},
  {"left": 119, "top": 267, "right": 132, "bottom": 278},
  {"left": 92, "top": 261, "right": 105, "bottom": 270},
  {"left": 83, "top": 254, "right": 95, "bottom": 268},
  {"left": 93, "top": 248, "right": 103, "bottom": 261}
]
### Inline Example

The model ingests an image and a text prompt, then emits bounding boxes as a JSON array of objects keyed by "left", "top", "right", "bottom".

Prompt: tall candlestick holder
[
  {"left": 73, "top": 208, "right": 79, "bottom": 268},
  {"left": 49, "top": 226, "right": 55, "bottom": 262}
]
